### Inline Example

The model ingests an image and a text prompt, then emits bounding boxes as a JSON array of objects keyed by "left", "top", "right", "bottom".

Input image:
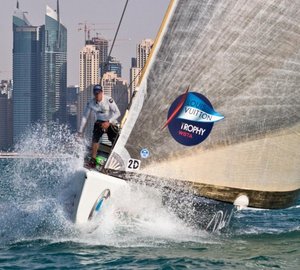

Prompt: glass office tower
[
  {"left": 40, "top": 4, "right": 67, "bottom": 124},
  {"left": 12, "top": 4, "right": 40, "bottom": 143},
  {"left": 102, "top": 56, "right": 122, "bottom": 78}
]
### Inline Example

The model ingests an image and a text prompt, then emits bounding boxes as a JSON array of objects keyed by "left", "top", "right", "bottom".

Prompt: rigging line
[
  {"left": 98, "top": 0, "right": 143, "bottom": 124},
  {"left": 125, "top": 68, "right": 143, "bottom": 106},
  {"left": 99, "top": 0, "right": 129, "bottom": 107},
  {"left": 100, "top": 0, "right": 129, "bottom": 108},
  {"left": 106, "top": 0, "right": 129, "bottom": 64}
]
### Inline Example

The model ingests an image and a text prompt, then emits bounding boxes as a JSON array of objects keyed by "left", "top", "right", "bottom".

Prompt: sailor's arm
[
  {"left": 78, "top": 102, "right": 92, "bottom": 134},
  {"left": 108, "top": 98, "right": 121, "bottom": 124}
]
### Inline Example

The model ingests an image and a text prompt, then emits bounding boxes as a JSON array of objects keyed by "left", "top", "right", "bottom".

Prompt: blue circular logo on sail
[
  {"left": 140, "top": 148, "right": 150, "bottom": 159},
  {"left": 165, "top": 91, "right": 224, "bottom": 146}
]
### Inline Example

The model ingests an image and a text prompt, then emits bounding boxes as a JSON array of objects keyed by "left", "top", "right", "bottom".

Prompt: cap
[{"left": 93, "top": 84, "right": 103, "bottom": 94}]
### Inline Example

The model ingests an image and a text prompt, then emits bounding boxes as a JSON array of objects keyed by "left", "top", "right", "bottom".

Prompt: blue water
[{"left": 0, "top": 125, "right": 299, "bottom": 269}]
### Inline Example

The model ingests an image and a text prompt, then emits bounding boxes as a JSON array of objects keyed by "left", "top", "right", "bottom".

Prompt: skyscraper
[
  {"left": 137, "top": 39, "right": 154, "bottom": 69},
  {"left": 40, "top": 1, "right": 67, "bottom": 125},
  {"left": 67, "top": 85, "right": 79, "bottom": 133},
  {"left": 129, "top": 39, "right": 154, "bottom": 97},
  {"left": 91, "top": 37, "right": 108, "bottom": 75},
  {"left": 12, "top": 0, "right": 67, "bottom": 143},
  {"left": 78, "top": 44, "right": 100, "bottom": 133},
  {"left": 13, "top": 2, "right": 40, "bottom": 142},
  {"left": 102, "top": 56, "right": 122, "bottom": 78}
]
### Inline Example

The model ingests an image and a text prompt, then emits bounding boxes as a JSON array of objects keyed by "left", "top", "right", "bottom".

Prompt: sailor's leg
[
  {"left": 107, "top": 124, "right": 118, "bottom": 144},
  {"left": 92, "top": 121, "right": 104, "bottom": 158},
  {"left": 92, "top": 143, "right": 99, "bottom": 159}
]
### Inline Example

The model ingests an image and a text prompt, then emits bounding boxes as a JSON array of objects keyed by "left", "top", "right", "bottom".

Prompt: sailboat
[{"left": 72, "top": 0, "right": 300, "bottom": 231}]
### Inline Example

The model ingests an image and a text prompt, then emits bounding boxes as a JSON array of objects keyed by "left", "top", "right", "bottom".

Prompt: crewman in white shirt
[{"left": 78, "top": 84, "right": 121, "bottom": 167}]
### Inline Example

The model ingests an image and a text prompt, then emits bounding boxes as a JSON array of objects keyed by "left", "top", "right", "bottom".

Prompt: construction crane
[
  {"left": 95, "top": 32, "right": 131, "bottom": 42},
  {"left": 78, "top": 22, "right": 113, "bottom": 44}
]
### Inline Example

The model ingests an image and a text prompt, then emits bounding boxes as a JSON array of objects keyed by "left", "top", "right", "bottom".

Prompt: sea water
[{"left": 0, "top": 125, "right": 299, "bottom": 269}]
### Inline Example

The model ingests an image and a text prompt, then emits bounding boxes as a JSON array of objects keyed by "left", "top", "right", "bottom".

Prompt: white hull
[
  {"left": 71, "top": 168, "right": 237, "bottom": 232},
  {"left": 72, "top": 169, "right": 128, "bottom": 224}
]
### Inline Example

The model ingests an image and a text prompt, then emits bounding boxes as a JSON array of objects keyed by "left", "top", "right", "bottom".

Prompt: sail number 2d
[
  {"left": 163, "top": 90, "right": 224, "bottom": 146},
  {"left": 127, "top": 158, "right": 141, "bottom": 171}
]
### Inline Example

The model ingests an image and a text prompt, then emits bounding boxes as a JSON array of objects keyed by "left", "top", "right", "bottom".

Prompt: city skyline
[
  {"left": 13, "top": 1, "right": 68, "bottom": 142},
  {"left": 0, "top": 0, "right": 169, "bottom": 85}
]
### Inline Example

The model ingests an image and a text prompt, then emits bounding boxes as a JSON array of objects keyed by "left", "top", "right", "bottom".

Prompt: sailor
[{"left": 78, "top": 84, "right": 121, "bottom": 167}]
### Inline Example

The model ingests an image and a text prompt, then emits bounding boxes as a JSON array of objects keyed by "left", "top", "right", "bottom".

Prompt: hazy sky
[{"left": 0, "top": 0, "right": 169, "bottom": 85}]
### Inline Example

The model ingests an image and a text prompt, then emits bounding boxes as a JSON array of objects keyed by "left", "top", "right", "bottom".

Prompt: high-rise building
[
  {"left": 13, "top": 2, "right": 40, "bottom": 142},
  {"left": 102, "top": 56, "right": 122, "bottom": 78},
  {"left": 102, "top": 72, "right": 128, "bottom": 120},
  {"left": 78, "top": 44, "right": 100, "bottom": 133},
  {"left": 40, "top": 1, "right": 67, "bottom": 125},
  {"left": 129, "top": 39, "right": 154, "bottom": 98},
  {"left": 12, "top": 0, "right": 67, "bottom": 143},
  {"left": 131, "top": 57, "right": 137, "bottom": 68},
  {"left": 91, "top": 37, "right": 108, "bottom": 75},
  {"left": 91, "top": 37, "right": 108, "bottom": 62},
  {"left": 137, "top": 39, "right": 154, "bottom": 69},
  {"left": 67, "top": 85, "right": 79, "bottom": 133},
  {"left": 0, "top": 80, "right": 13, "bottom": 150}
]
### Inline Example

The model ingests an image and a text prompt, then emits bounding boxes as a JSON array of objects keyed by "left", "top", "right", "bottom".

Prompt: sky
[{"left": 0, "top": 0, "right": 169, "bottom": 85}]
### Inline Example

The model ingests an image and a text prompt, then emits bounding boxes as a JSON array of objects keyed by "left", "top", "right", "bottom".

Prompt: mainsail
[{"left": 106, "top": 0, "right": 300, "bottom": 208}]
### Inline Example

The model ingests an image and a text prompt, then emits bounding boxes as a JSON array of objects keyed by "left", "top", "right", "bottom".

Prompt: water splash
[
  {"left": 0, "top": 123, "right": 84, "bottom": 245},
  {"left": 1, "top": 123, "right": 297, "bottom": 247},
  {"left": 0, "top": 123, "right": 211, "bottom": 247},
  {"left": 76, "top": 184, "right": 212, "bottom": 247}
]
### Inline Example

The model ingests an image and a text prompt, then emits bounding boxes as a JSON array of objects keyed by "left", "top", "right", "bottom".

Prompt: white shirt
[{"left": 79, "top": 95, "right": 121, "bottom": 133}]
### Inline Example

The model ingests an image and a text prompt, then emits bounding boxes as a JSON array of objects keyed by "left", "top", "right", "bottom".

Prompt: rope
[
  {"left": 106, "top": 0, "right": 129, "bottom": 64},
  {"left": 101, "top": 0, "right": 130, "bottom": 108}
]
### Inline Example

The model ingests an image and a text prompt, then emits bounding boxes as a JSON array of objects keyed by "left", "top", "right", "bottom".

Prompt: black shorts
[{"left": 92, "top": 120, "right": 118, "bottom": 143}]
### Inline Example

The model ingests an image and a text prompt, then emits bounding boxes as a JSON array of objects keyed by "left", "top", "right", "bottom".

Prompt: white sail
[{"left": 106, "top": 0, "right": 300, "bottom": 208}]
